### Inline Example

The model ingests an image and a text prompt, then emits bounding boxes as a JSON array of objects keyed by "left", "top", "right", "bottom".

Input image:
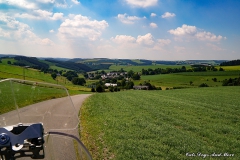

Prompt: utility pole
[{"left": 23, "top": 66, "right": 30, "bottom": 80}]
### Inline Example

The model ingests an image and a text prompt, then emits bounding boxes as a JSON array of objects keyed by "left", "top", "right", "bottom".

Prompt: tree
[
  {"left": 51, "top": 73, "right": 57, "bottom": 80},
  {"left": 111, "top": 78, "right": 117, "bottom": 83},
  {"left": 219, "top": 67, "right": 224, "bottom": 71},
  {"left": 7, "top": 61, "right": 11, "bottom": 64},
  {"left": 121, "top": 79, "right": 126, "bottom": 87},
  {"left": 132, "top": 73, "right": 140, "bottom": 80},
  {"left": 91, "top": 87, "right": 95, "bottom": 92},
  {"left": 83, "top": 72, "right": 88, "bottom": 79},
  {"left": 63, "top": 71, "right": 78, "bottom": 81},
  {"left": 181, "top": 66, "right": 186, "bottom": 72},
  {"left": 127, "top": 70, "right": 134, "bottom": 77},
  {"left": 96, "top": 84, "right": 104, "bottom": 92},
  {"left": 189, "top": 81, "right": 193, "bottom": 85},
  {"left": 199, "top": 83, "right": 209, "bottom": 87},
  {"left": 212, "top": 78, "right": 217, "bottom": 82},
  {"left": 72, "top": 77, "right": 86, "bottom": 86}
]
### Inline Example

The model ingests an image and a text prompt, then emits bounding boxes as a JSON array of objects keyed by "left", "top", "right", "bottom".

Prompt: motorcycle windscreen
[
  {"left": 0, "top": 79, "right": 79, "bottom": 132},
  {"left": 44, "top": 133, "right": 92, "bottom": 160}
]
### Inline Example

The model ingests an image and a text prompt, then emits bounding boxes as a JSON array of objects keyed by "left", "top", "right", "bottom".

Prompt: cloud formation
[
  {"left": 0, "top": 15, "right": 53, "bottom": 45},
  {"left": 150, "top": 22, "right": 158, "bottom": 28},
  {"left": 150, "top": 13, "right": 157, "bottom": 17},
  {"left": 125, "top": 0, "right": 158, "bottom": 8},
  {"left": 161, "top": 12, "right": 176, "bottom": 18},
  {"left": 111, "top": 35, "right": 136, "bottom": 44},
  {"left": 71, "top": 0, "right": 80, "bottom": 5},
  {"left": 169, "top": 24, "right": 226, "bottom": 41},
  {"left": 117, "top": 13, "right": 144, "bottom": 24},
  {"left": 58, "top": 14, "right": 108, "bottom": 41}
]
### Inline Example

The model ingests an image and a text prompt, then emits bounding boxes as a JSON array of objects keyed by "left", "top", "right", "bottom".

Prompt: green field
[
  {"left": 109, "top": 64, "right": 192, "bottom": 72},
  {"left": 80, "top": 87, "right": 240, "bottom": 160},
  {"left": 0, "top": 80, "right": 68, "bottom": 114},
  {"left": 108, "top": 64, "right": 240, "bottom": 76},
  {"left": 0, "top": 63, "right": 91, "bottom": 93},
  {"left": 135, "top": 71, "right": 240, "bottom": 89}
]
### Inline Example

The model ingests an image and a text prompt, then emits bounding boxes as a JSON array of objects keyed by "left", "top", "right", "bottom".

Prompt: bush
[
  {"left": 199, "top": 83, "right": 209, "bottom": 87},
  {"left": 91, "top": 87, "right": 95, "bottom": 92},
  {"left": 114, "top": 87, "right": 118, "bottom": 92},
  {"left": 96, "top": 84, "right": 104, "bottom": 92},
  {"left": 72, "top": 77, "right": 86, "bottom": 86},
  {"left": 109, "top": 86, "right": 114, "bottom": 92}
]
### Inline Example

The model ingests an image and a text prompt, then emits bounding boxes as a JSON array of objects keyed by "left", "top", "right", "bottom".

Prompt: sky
[{"left": 0, "top": 0, "right": 240, "bottom": 60}]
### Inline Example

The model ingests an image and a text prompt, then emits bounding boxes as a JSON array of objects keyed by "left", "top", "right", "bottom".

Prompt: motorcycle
[{"left": 0, "top": 78, "right": 92, "bottom": 160}]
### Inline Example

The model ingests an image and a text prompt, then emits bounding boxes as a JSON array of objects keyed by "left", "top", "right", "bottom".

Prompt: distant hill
[
  {"left": 13, "top": 56, "right": 49, "bottom": 69},
  {"left": 220, "top": 59, "right": 240, "bottom": 66},
  {"left": 45, "top": 59, "right": 92, "bottom": 72}
]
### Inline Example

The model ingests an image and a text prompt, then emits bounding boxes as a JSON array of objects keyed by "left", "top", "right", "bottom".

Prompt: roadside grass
[
  {"left": 0, "top": 80, "right": 67, "bottom": 114},
  {"left": 80, "top": 87, "right": 240, "bottom": 160}
]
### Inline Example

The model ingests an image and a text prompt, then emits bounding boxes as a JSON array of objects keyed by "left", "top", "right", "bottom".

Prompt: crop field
[
  {"left": 136, "top": 71, "right": 240, "bottom": 89},
  {"left": 80, "top": 87, "right": 240, "bottom": 160},
  {"left": 217, "top": 65, "right": 240, "bottom": 71},
  {"left": 109, "top": 64, "right": 192, "bottom": 72}
]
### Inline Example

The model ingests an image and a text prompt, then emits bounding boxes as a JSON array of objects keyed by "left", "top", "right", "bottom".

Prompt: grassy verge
[
  {"left": 80, "top": 87, "right": 240, "bottom": 159},
  {"left": 0, "top": 80, "right": 68, "bottom": 114}
]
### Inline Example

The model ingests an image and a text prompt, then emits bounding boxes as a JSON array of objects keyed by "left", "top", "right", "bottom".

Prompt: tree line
[{"left": 220, "top": 59, "right": 240, "bottom": 66}]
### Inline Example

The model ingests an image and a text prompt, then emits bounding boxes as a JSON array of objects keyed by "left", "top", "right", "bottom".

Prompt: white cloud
[
  {"left": 125, "top": 0, "right": 158, "bottom": 8},
  {"left": 150, "top": 22, "right": 158, "bottom": 28},
  {"left": 157, "top": 39, "right": 171, "bottom": 46},
  {"left": 14, "top": 10, "right": 64, "bottom": 21},
  {"left": 0, "top": 0, "right": 37, "bottom": 9},
  {"left": 206, "top": 43, "right": 224, "bottom": 51},
  {"left": 169, "top": 24, "right": 196, "bottom": 36},
  {"left": 136, "top": 33, "right": 154, "bottom": 46},
  {"left": 49, "top": 30, "right": 55, "bottom": 33},
  {"left": 174, "top": 46, "right": 185, "bottom": 52},
  {"left": 196, "top": 32, "right": 224, "bottom": 41},
  {"left": 117, "top": 13, "right": 143, "bottom": 24},
  {"left": 168, "top": 24, "right": 226, "bottom": 41},
  {"left": 161, "top": 12, "right": 176, "bottom": 18},
  {"left": 58, "top": 14, "right": 108, "bottom": 41},
  {"left": 51, "top": 13, "right": 64, "bottom": 20},
  {"left": 111, "top": 35, "right": 136, "bottom": 44},
  {"left": 0, "top": 15, "right": 54, "bottom": 45},
  {"left": 151, "top": 13, "right": 157, "bottom": 17},
  {"left": 71, "top": 0, "right": 80, "bottom": 5}
]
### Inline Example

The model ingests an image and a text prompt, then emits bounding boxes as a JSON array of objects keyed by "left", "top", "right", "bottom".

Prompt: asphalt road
[{"left": 0, "top": 94, "right": 92, "bottom": 159}]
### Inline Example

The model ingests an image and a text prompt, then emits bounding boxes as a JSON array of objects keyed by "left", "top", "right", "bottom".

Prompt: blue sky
[{"left": 0, "top": 0, "right": 239, "bottom": 60}]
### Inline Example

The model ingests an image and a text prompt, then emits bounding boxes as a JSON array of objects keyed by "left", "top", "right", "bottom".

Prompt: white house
[{"left": 105, "top": 83, "right": 117, "bottom": 87}]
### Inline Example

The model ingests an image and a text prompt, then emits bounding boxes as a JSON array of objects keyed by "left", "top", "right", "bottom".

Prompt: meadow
[
  {"left": 135, "top": 71, "right": 240, "bottom": 89},
  {"left": 0, "top": 79, "right": 68, "bottom": 114},
  {"left": 109, "top": 64, "right": 192, "bottom": 72},
  {"left": 0, "top": 62, "right": 91, "bottom": 93},
  {"left": 80, "top": 87, "right": 240, "bottom": 160}
]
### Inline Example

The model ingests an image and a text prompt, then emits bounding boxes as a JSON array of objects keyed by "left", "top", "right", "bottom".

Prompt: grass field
[
  {"left": 108, "top": 64, "right": 240, "bottom": 73},
  {"left": 0, "top": 80, "right": 68, "bottom": 114},
  {"left": 80, "top": 87, "right": 240, "bottom": 160},
  {"left": 136, "top": 71, "right": 240, "bottom": 89},
  {"left": 109, "top": 64, "right": 192, "bottom": 72},
  {"left": 0, "top": 63, "right": 91, "bottom": 93}
]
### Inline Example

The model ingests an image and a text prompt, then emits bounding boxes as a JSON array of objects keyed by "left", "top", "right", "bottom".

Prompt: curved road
[{"left": 0, "top": 94, "right": 92, "bottom": 159}]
